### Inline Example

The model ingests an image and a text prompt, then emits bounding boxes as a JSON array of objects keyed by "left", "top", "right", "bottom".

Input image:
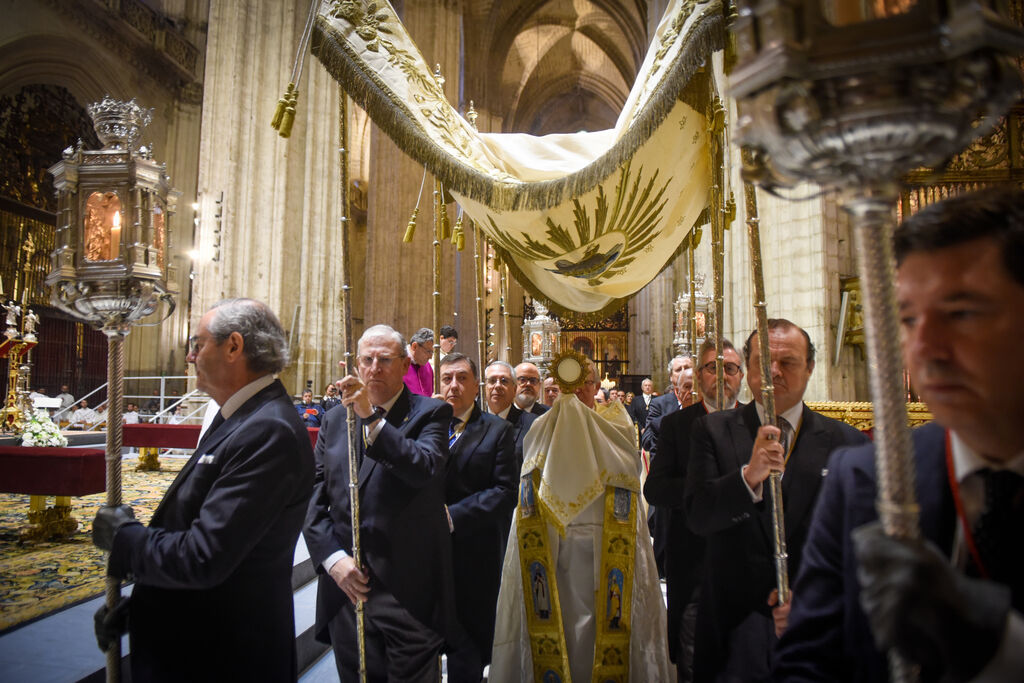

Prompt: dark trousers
[
  {"left": 713, "top": 612, "right": 775, "bottom": 683},
  {"left": 328, "top": 588, "right": 444, "bottom": 683},
  {"left": 444, "top": 640, "right": 484, "bottom": 683},
  {"left": 677, "top": 600, "right": 698, "bottom": 683}
]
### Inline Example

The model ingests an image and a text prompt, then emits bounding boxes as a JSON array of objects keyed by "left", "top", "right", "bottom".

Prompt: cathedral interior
[
  {"left": 0, "top": 1, "right": 1022, "bottom": 680},
  {"left": 1, "top": 0, "right": 1021, "bottom": 404}
]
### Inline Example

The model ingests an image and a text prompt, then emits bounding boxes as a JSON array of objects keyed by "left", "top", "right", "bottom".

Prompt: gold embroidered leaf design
[
  {"left": 356, "top": 3, "right": 390, "bottom": 48},
  {"left": 329, "top": 0, "right": 363, "bottom": 23},
  {"left": 482, "top": 160, "right": 672, "bottom": 286}
]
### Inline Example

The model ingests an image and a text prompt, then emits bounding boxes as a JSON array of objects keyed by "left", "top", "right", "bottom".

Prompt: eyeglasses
[
  {"left": 186, "top": 335, "right": 211, "bottom": 355},
  {"left": 517, "top": 376, "right": 540, "bottom": 386},
  {"left": 700, "top": 361, "right": 742, "bottom": 376},
  {"left": 358, "top": 354, "right": 398, "bottom": 368},
  {"left": 485, "top": 376, "right": 513, "bottom": 386}
]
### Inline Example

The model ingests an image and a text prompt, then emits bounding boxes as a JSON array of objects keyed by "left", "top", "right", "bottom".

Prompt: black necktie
[
  {"left": 359, "top": 407, "right": 386, "bottom": 466},
  {"left": 970, "top": 468, "right": 1024, "bottom": 610},
  {"left": 197, "top": 410, "right": 225, "bottom": 450}
]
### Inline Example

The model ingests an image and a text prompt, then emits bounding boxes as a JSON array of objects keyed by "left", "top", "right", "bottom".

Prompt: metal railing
[{"left": 53, "top": 375, "right": 211, "bottom": 425}]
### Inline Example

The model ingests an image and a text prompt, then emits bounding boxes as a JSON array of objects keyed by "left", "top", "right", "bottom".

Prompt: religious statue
[
  {"left": 4, "top": 301, "right": 21, "bottom": 339},
  {"left": 23, "top": 309, "right": 39, "bottom": 341}
]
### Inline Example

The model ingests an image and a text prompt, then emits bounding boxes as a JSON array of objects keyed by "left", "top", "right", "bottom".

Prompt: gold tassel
[
  {"left": 451, "top": 214, "right": 463, "bottom": 245},
  {"left": 724, "top": 195, "right": 736, "bottom": 227},
  {"left": 279, "top": 88, "right": 300, "bottom": 138},
  {"left": 403, "top": 208, "right": 419, "bottom": 243},
  {"left": 453, "top": 215, "right": 465, "bottom": 251},
  {"left": 271, "top": 83, "right": 295, "bottom": 130},
  {"left": 439, "top": 201, "right": 451, "bottom": 241}
]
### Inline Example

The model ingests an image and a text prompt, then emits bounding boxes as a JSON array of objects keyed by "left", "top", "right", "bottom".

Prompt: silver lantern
[
  {"left": 46, "top": 95, "right": 178, "bottom": 681},
  {"left": 730, "top": 1, "right": 1023, "bottom": 679},
  {"left": 522, "top": 300, "right": 561, "bottom": 372}
]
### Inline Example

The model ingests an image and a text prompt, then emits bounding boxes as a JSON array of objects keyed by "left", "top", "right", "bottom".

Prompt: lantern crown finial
[{"left": 86, "top": 95, "right": 153, "bottom": 151}]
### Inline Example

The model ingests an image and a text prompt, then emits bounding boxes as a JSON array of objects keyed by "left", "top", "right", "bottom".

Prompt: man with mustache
[
  {"left": 514, "top": 361, "right": 549, "bottom": 415},
  {"left": 774, "top": 187, "right": 1024, "bottom": 681}
]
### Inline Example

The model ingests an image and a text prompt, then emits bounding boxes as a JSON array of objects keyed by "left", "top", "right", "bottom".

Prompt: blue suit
[
  {"left": 445, "top": 406, "right": 518, "bottom": 674},
  {"left": 773, "top": 423, "right": 958, "bottom": 682}
]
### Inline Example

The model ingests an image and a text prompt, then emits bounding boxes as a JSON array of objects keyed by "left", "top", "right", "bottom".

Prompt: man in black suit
[
  {"left": 641, "top": 354, "right": 694, "bottom": 453},
  {"left": 304, "top": 324, "right": 458, "bottom": 682},
  {"left": 440, "top": 352, "right": 518, "bottom": 682},
  {"left": 646, "top": 338, "right": 744, "bottom": 682},
  {"left": 514, "top": 361, "right": 549, "bottom": 415},
  {"left": 684, "top": 319, "right": 868, "bottom": 682},
  {"left": 484, "top": 360, "right": 537, "bottom": 469},
  {"left": 630, "top": 377, "right": 655, "bottom": 428},
  {"left": 643, "top": 359, "right": 695, "bottom": 578},
  {"left": 774, "top": 188, "right": 1024, "bottom": 681},
  {"left": 92, "top": 298, "right": 315, "bottom": 682}
]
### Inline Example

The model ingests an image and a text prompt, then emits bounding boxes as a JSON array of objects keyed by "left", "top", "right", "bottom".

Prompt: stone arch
[{"left": 0, "top": 36, "right": 133, "bottom": 107}]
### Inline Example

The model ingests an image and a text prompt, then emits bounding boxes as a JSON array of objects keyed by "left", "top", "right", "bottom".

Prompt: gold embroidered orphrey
[{"left": 517, "top": 471, "right": 638, "bottom": 682}]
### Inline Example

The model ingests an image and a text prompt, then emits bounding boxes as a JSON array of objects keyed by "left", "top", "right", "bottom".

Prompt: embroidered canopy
[{"left": 312, "top": 0, "right": 724, "bottom": 315}]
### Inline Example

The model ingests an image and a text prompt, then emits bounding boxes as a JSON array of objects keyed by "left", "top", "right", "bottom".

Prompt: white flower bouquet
[{"left": 21, "top": 409, "right": 69, "bottom": 448}]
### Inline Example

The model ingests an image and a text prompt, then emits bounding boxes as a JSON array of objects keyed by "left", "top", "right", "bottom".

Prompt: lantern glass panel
[
  {"left": 531, "top": 332, "right": 543, "bottom": 356},
  {"left": 695, "top": 311, "right": 707, "bottom": 338},
  {"left": 152, "top": 203, "right": 166, "bottom": 271},
  {"left": 84, "top": 191, "right": 122, "bottom": 261},
  {"left": 822, "top": 0, "right": 917, "bottom": 26}
]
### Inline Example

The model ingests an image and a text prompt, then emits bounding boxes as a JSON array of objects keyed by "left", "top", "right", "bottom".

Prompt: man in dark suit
[
  {"left": 484, "top": 360, "right": 537, "bottom": 469},
  {"left": 774, "top": 188, "right": 1024, "bottom": 681},
  {"left": 440, "top": 352, "right": 518, "bottom": 682},
  {"left": 646, "top": 338, "right": 744, "bottom": 682},
  {"left": 304, "top": 324, "right": 458, "bottom": 682},
  {"left": 630, "top": 377, "right": 655, "bottom": 427},
  {"left": 641, "top": 354, "right": 694, "bottom": 453},
  {"left": 91, "top": 298, "right": 315, "bottom": 682},
  {"left": 684, "top": 319, "right": 868, "bottom": 682},
  {"left": 644, "top": 360, "right": 695, "bottom": 578},
  {"left": 514, "top": 361, "right": 549, "bottom": 415}
]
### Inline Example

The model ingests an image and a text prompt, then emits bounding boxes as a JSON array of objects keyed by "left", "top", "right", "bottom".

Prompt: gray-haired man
[{"left": 92, "top": 298, "right": 315, "bottom": 682}]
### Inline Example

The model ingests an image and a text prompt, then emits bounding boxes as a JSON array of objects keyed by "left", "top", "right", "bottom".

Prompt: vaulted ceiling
[{"left": 465, "top": 0, "right": 650, "bottom": 135}]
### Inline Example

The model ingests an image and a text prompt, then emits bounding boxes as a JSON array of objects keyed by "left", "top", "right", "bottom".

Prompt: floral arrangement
[{"left": 21, "top": 409, "right": 68, "bottom": 447}]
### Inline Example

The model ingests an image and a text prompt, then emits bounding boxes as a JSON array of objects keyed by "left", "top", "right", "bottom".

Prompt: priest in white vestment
[{"left": 490, "top": 358, "right": 672, "bottom": 682}]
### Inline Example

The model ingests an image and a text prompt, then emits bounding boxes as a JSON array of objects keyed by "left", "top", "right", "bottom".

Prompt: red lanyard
[{"left": 945, "top": 430, "right": 991, "bottom": 579}]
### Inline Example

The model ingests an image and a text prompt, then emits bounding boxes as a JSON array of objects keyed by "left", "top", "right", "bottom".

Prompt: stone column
[
  {"left": 192, "top": 0, "right": 343, "bottom": 394},
  {"left": 363, "top": 1, "right": 464, "bottom": 344}
]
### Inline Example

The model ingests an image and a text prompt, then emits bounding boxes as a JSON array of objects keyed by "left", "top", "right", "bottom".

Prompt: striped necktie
[
  {"left": 777, "top": 416, "right": 793, "bottom": 458},
  {"left": 448, "top": 417, "right": 462, "bottom": 449}
]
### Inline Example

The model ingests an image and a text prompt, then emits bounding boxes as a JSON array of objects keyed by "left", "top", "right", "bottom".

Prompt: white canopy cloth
[{"left": 312, "top": 0, "right": 724, "bottom": 315}]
